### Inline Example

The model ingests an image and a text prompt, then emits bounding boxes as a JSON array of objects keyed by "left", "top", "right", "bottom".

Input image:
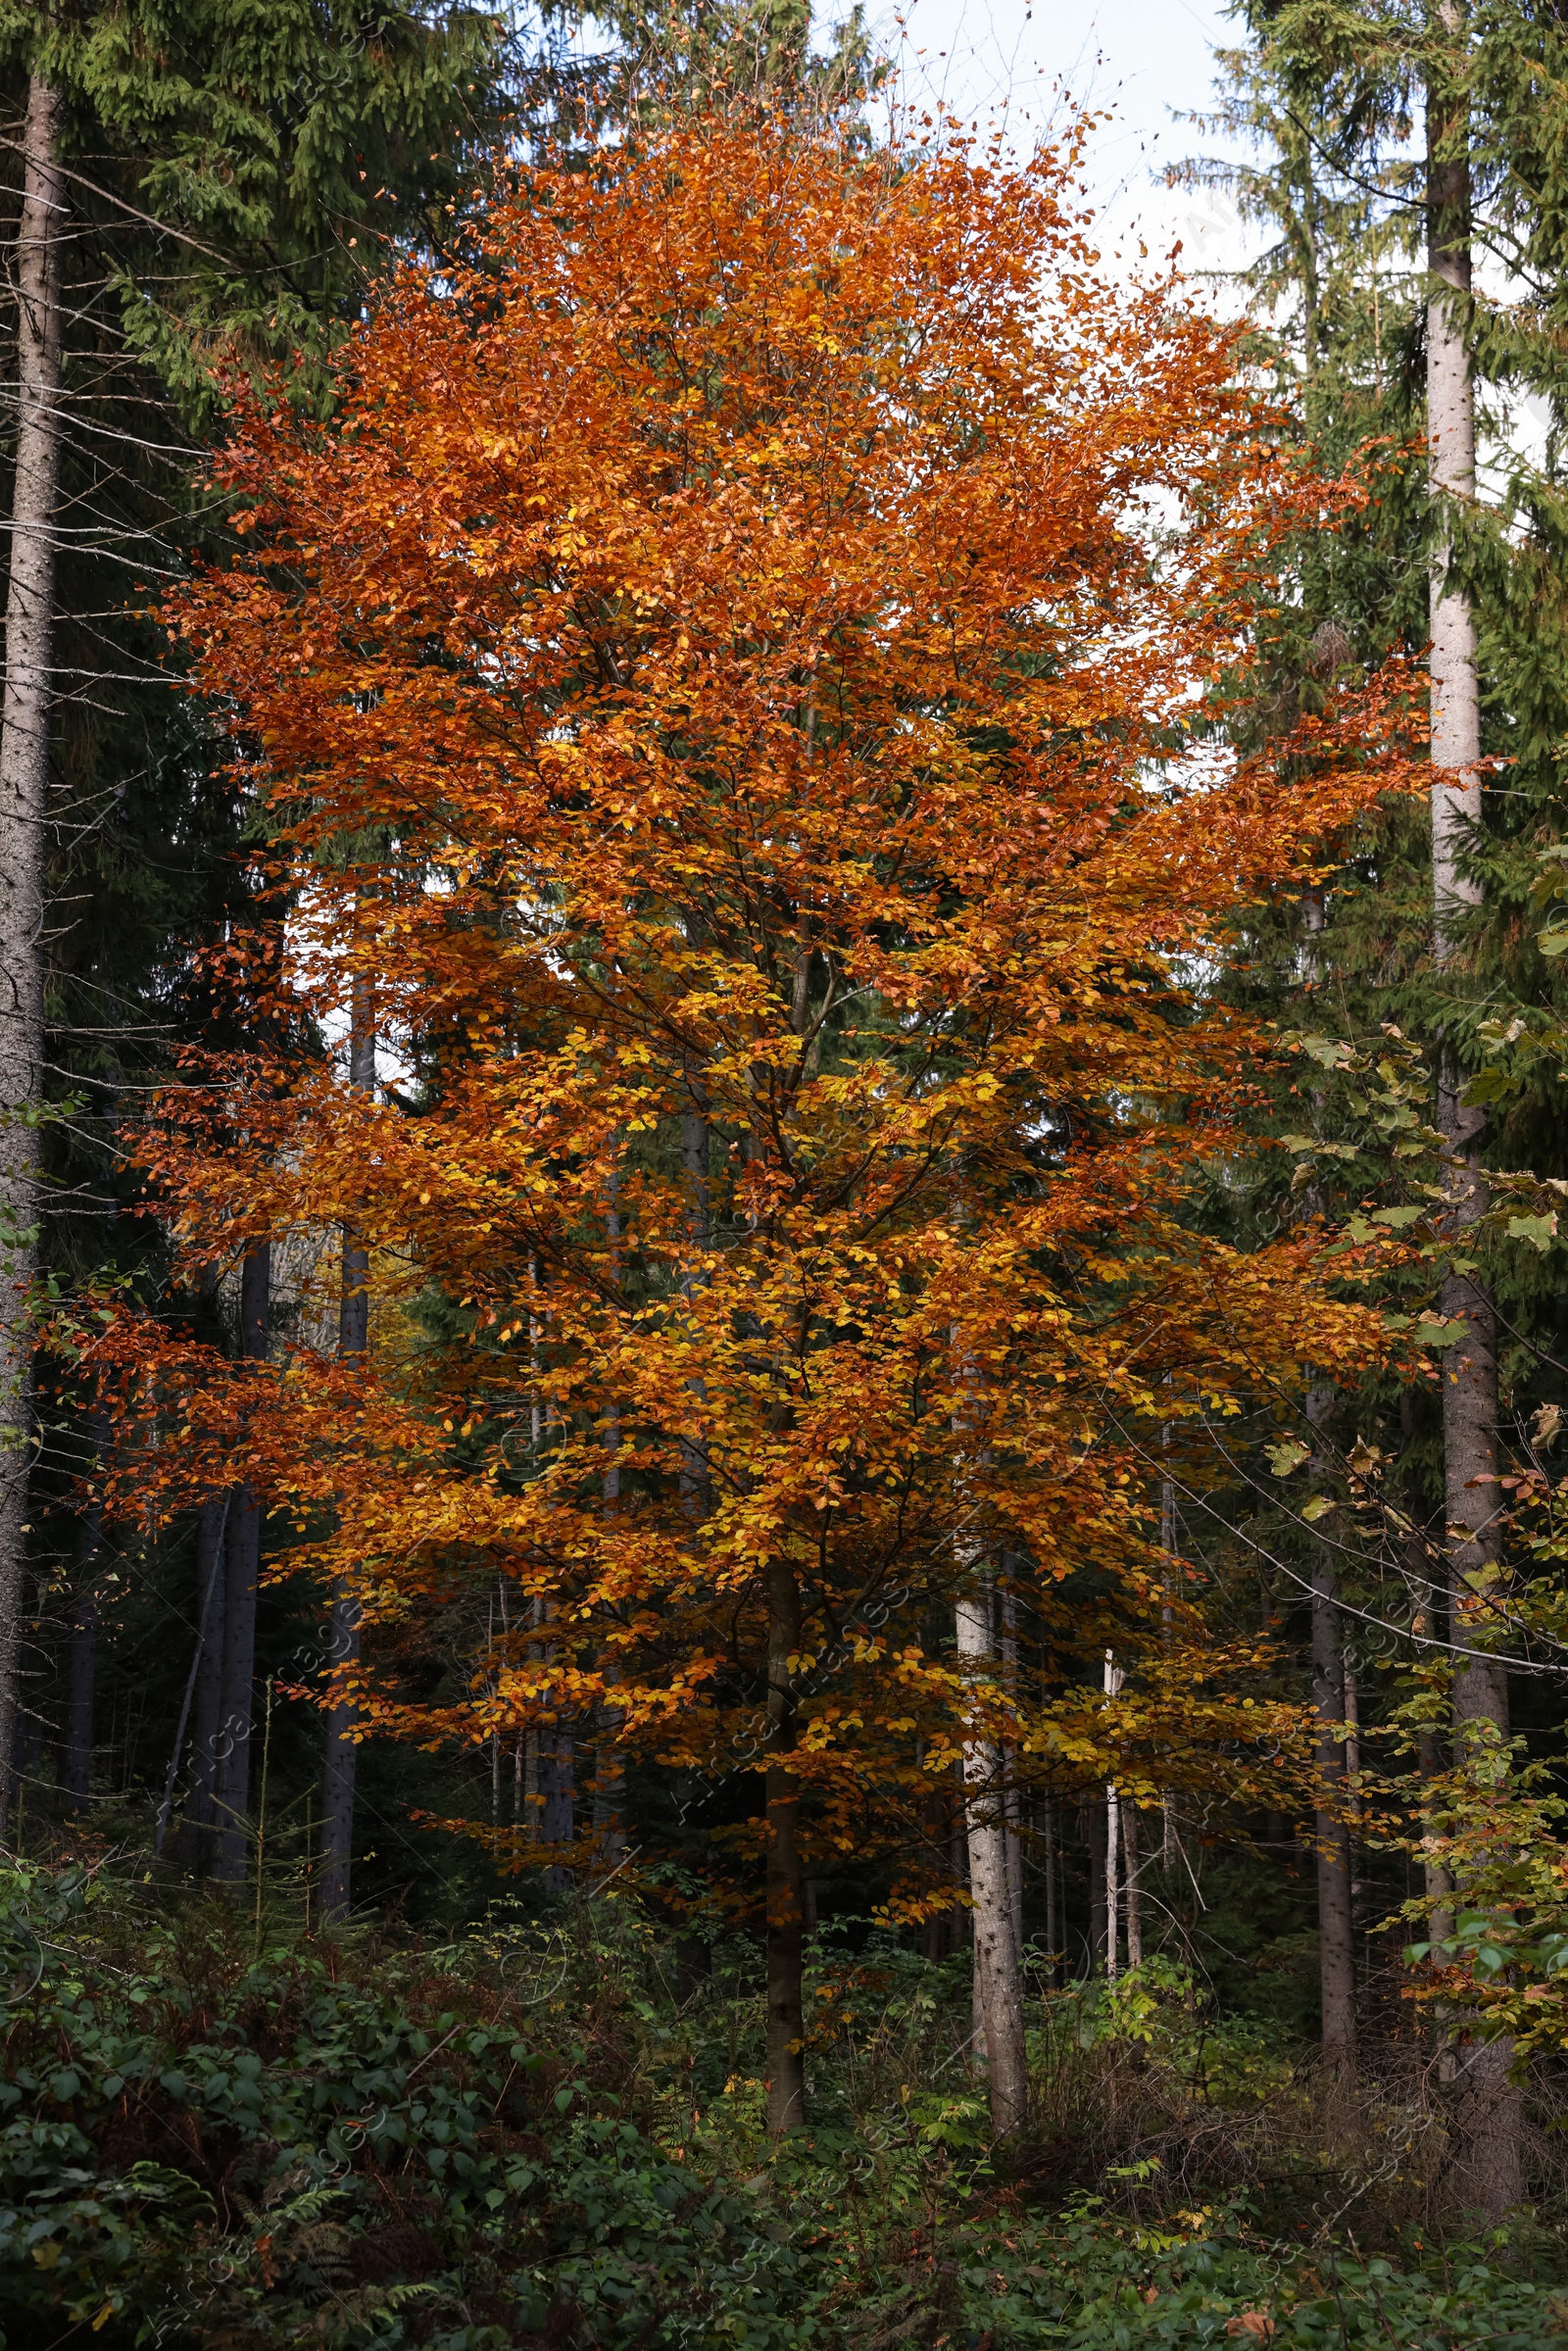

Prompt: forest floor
[{"left": 0, "top": 1852, "right": 1564, "bottom": 2350}]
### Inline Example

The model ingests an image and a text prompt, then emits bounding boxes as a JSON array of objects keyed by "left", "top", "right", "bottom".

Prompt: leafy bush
[
  {"left": 0, "top": 1864, "right": 820, "bottom": 2349},
  {"left": 837, "top": 2195, "right": 1568, "bottom": 2348},
  {"left": 3, "top": 1870, "right": 1565, "bottom": 2351}
]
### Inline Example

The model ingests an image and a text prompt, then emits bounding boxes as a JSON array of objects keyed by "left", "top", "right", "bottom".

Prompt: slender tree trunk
[
  {"left": 1087, "top": 1795, "right": 1107, "bottom": 1974},
  {"left": 763, "top": 1554, "right": 807, "bottom": 2133},
  {"left": 1043, "top": 1793, "right": 1058, "bottom": 1984},
  {"left": 1426, "top": 7, "right": 1522, "bottom": 2221},
  {"left": 63, "top": 1580, "right": 97, "bottom": 1806},
  {"left": 1103, "top": 1648, "right": 1127, "bottom": 1984},
  {"left": 320, "top": 971, "right": 371, "bottom": 1923},
  {"left": 1001, "top": 1579, "right": 1025, "bottom": 1966},
  {"left": 680, "top": 1053, "right": 711, "bottom": 1512},
  {"left": 181, "top": 1494, "right": 228, "bottom": 1871},
  {"left": 1123, "top": 1800, "right": 1142, "bottom": 1969},
  {"left": 592, "top": 1701, "right": 626, "bottom": 1869},
  {"left": 541, "top": 1704, "right": 574, "bottom": 1883},
  {"left": 1305, "top": 1386, "right": 1355, "bottom": 2072},
  {"left": 62, "top": 1407, "right": 107, "bottom": 1807},
  {"left": 214, "top": 1244, "right": 269, "bottom": 1883},
  {"left": 956, "top": 1569, "right": 1027, "bottom": 2134},
  {"left": 593, "top": 1158, "right": 626, "bottom": 1873},
  {"left": 0, "top": 74, "right": 65, "bottom": 1835},
  {"left": 1311, "top": 1553, "right": 1357, "bottom": 2071},
  {"left": 1160, "top": 1437, "right": 1177, "bottom": 1868}
]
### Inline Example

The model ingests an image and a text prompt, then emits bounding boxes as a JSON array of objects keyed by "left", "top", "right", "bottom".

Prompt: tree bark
[
  {"left": 763, "top": 1554, "right": 807, "bottom": 2134},
  {"left": 320, "top": 970, "right": 372, "bottom": 1922},
  {"left": 680, "top": 1053, "right": 711, "bottom": 1513},
  {"left": 1306, "top": 1385, "right": 1356, "bottom": 2071},
  {"left": 1311, "top": 1552, "right": 1357, "bottom": 2072},
  {"left": 0, "top": 73, "right": 65, "bottom": 1836},
  {"left": 1087, "top": 1795, "right": 1107, "bottom": 1974},
  {"left": 61, "top": 1409, "right": 107, "bottom": 1808},
  {"left": 1426, "top": 4, "right": 1522, "bottom": 2221},
  {"left": 956, "top": 1572, "right": 1027, "bottom": 2135},
  {"left": 1123, "top": 1800, "right": 1143, "bottom": 1970},
  {"left": 1001, "top": 1579, "right": 1025, "bottom": 1965},
  {"left": 214, "top": 1244, "right": 269, "bottom": 1883},
  {"left": 593, "top": 1158, "right": 627, "bottom": 1873},
  {"left": 1043, "top": 1793, "right": 1059, "bottom": 1984},
  {"left": 181, "top": 1494, "right": 229, "bottom": 1872},
  {"left": 541, "top": 1707, "right": 575, "bottom": 1883}
]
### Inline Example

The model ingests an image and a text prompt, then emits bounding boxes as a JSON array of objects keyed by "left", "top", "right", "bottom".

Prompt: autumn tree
[{"left": 125, "top": 115, "right": 1410, "bottom": 2135}]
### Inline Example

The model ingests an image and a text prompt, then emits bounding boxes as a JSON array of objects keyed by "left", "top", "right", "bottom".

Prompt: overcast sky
[{"left": 874, "top": 0, "right": 1256, "bottom": 271}]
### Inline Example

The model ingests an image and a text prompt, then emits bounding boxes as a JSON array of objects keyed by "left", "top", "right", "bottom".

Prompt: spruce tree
[{"left": 0, "top": 0, "right": 514, "bottom": 1829}]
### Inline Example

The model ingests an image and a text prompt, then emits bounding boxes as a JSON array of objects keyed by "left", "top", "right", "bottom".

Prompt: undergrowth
[{"left": 1, "top": 1863, "right": 1564, "bottom": 2350}]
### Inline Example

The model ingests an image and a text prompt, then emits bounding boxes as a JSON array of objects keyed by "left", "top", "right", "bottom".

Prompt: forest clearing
[{"left": 4, "top": 2, "right": 1568, "bottom": 2344}]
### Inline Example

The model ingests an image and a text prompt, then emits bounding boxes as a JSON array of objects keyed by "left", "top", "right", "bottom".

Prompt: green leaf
[
  {"left": 1298, "top": 1036, "right": 1351, "bottom": 1068},
  {"left": 1461, "top": 1066, "right": 1513, "bottom": 1107},
  {"left": 1507, "top": 1213, "right": 1558, "bottom": 1252},
  {"left": 1415, "top": 1316, "right": 1468, "bottom": 1347},
  {"left": 1265, "top": 1439, "right": 1310, "bottom": 1477},
  {"left": 1301, "top": 1494, "right": 1335, "bottom": 1524}
]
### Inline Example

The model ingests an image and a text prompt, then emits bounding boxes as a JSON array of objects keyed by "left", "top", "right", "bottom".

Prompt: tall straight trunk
[
  {"left": 592, "top": 1699, "right": 626, "bottom": 1870},
  {"left": 1426, "top": 6, "right": 1522, "bottom": 2220},
  {"left": 1104, "top": 1776, "right": 1121, "bottom": 1980},
  {"left": 1123, "top": 1801, "right": 1142, "bottom": 1969},
  {"left": 0, "top": 75, "right": 65, "bottom": 1835},
  {"left": 61, "top": 1408, "right": 107, "bottom": 1807},
  {"left": 181, "top": 1494, "right": 229, "bottom": 1871},
  {"left": 214, "top": 1244, "right": 269, "bottom": 1883},
  {"left": 541, "top": 1700, "right": 574, "bottom": 1885},
  {"left": 1311, "top": 1552, "right": 1357, "bottom": 2070},
  {"left": 680, "top": 1053, "right": 710, "bottom": 1513},
  {"left": 1000, "top": 1579, "right": 1025, "bottom": 1965},
  {"left": 1043, "top": 1794, "right": 1059, "bottom": 1984},
  {"left": 1306, "top": 1386, "right": 1355, "bottom": 2071},
  {"left": 1103, "top": 1649, "right": 1124, "bottom": 1982},
  {"left": 1087, "top": 1796, "right": 1106, "bottom": 1973},
  {"left": 763, "top": 1555, "right": 807, "bottom": 2133},
  {"left": 1160, "top": 1435, "right": 1177, "bottom": 1868},
  {"left": 593, "top": 1158, "right": 626, "bottom": 1872},
  {"left": 956, "top": 1569, "right": 1027, "bottom": 2135},
  {"left": 320, "top": 971, "right": 372, "bottom": 1923}
]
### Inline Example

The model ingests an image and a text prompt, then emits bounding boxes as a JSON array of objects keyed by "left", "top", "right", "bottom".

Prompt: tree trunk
[
  {"left": 593, "top": 1159, "right": 626, "bottom": 1873},
  {"left": 1311, "top": 1551, "right": 1357, "bottom": 2072},
  {"left": 214, "top": 1244, "right": 269, "bottom": 1883},
  {"left": 1426, "top": 5, "right": 1522, "bottom": 2220},
  {"left": 680, "top": 1054, "right": 710, "bottom": 1512},
  {"left": 1105, "top": 1775, "right": 1121, "bottom": 1981},
  {"left": 956, "top": 1573, "right": 1027, "bottom": 2135},
  {"left": 0, "top": 73, "right": 65, "bottom": 1836},
  {"left": 181, "top": 1494, "right": 229, "bottom": 1872},
  {"left": 1123, "top": 1800, "right": 1143, "bottom": 1969},
  {"left": 763, "top": 1555, "right": 807, "bottom": 2134},
  {"left": 1043, "top": 1793, "right": 1058, "bottom": 1984},
  {"left": 1087, "top": 1796, "right": 1106, "bottom": 1974},
  {"left": 1305, "top": 1385, "right": 1355, "bottom": 2072},
  {"left": 320, "top": 971, "right": 371, "bottom": 1923},
  {"left": 1001, "top": 1580, "right": 1025, "bottom": 1965},
  {"left": 61, "top": 1410, "right": 107, "bottom": 1808},
  {"left": 541, "top": 1713, "right": 574, "bottom": 1882}
]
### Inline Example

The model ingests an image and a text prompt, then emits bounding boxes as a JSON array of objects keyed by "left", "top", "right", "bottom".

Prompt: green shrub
[{"left": 0, "top": 1864, "right": 820, "bottom": 2349}]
